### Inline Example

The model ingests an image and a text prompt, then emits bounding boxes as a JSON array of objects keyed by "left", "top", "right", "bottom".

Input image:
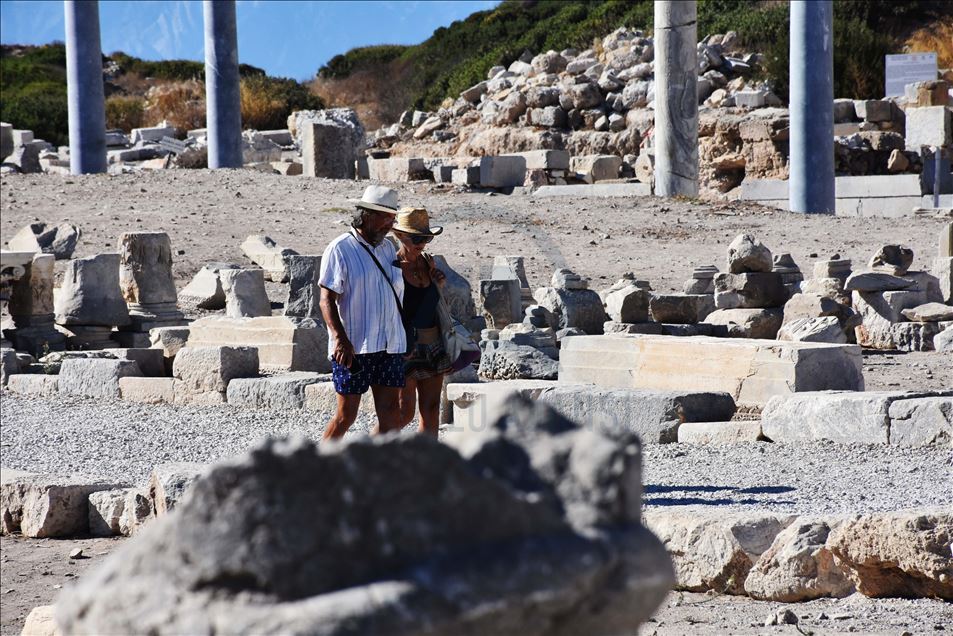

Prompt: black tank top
[{"left": 403, "top": 279, "right": 439, "bottom": 329}]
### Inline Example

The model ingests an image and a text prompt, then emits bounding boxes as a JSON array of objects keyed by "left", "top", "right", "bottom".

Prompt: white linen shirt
[{"left": 318, "top": 230, "right": 406, "bottom": 357}]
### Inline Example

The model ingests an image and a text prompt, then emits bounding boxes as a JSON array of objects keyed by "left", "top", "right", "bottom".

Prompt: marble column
[
  {"left": 203, "top": 0, "right": 243, "bottom": 168},
  {"left": 55, "top": 253, "right": 129, "bottom": 349},
  {"left": 789, "top": 0, "right": 835, "bottom": 214},
  {"left": 64, "top": 0, "right": 107, "bottom": 174},
  {"left": 654, "top": 0, "right": 699, "bottom": 197},
  {"left": 7, "top": 254, "right": 66, "bottom": 355},
  {"left": 117, "top": 232, "right": 187, "bottom": 347}
]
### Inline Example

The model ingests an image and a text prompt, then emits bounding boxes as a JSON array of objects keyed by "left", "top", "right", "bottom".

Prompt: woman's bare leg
[{"left": 416, "top": 374, "right": 444, "bottom": 437}]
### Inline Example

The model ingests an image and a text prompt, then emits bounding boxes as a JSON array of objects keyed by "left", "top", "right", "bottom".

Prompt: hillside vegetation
[
  {"left": 313, "top": 0, "right": 950, "bottom": 127},
  {"left": 0, "top": 44, "right": 323, "bottom": 145}
]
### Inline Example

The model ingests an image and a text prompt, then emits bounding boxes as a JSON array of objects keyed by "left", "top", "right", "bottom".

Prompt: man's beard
[{"left": 364, "top": 227, "right": 387, "bottom": 245}]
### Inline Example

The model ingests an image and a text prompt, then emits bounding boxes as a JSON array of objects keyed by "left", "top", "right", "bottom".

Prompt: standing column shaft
[
  {"left": 789, "top": 0, "right": 835, "bottom": 213},
  {"left": 203, "top": 0, "right": 243, "bottom": 168},
  {"left": 64, "top": 0, "right": 107, "bottom": 175},
  {"left": 654, "top": 0, "right": 699, "bottom": 197}
]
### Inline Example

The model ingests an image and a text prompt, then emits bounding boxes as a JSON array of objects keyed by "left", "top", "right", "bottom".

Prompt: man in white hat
[{"left": 318, "top": 185, "right": 407, "bottom": 439}]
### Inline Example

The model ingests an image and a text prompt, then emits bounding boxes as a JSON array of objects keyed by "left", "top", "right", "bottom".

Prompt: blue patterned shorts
[{"left": 331, "top": 351, "right": 405, "bottom": 395}]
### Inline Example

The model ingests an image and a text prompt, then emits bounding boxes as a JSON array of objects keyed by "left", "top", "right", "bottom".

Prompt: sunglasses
[{"left": 410, "top": 235, "right": 434, "bottom": 245}]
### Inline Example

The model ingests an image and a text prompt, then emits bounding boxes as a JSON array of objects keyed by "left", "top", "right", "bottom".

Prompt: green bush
[
  {"left": 0, "top": 80, "right": 68, "bottom": 145},
  {"left": 318, "top": 45, "right": 408, "bottom": 79},
  {"left": 105, "top": 94, "right": 145, "bottom": 132},
  {"left": 110, "top": 52, "right": 265, "bottom": 81},
  {"left": 240, "top": 75, "right": 325, "bottom": 130}
]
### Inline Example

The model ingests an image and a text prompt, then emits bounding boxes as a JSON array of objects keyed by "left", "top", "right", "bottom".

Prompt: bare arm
[{"left": 319, "top": 286, "right": 354, "bottom": 368}]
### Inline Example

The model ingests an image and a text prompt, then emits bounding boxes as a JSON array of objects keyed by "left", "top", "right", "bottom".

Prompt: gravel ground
[{"left": 2, "top": 393, "right": 951, "bottom": 515}]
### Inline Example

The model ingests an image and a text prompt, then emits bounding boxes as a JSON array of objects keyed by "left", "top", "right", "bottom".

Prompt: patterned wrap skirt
[{"left": 404, "top": 327, "right": 453, "bottom": 380}]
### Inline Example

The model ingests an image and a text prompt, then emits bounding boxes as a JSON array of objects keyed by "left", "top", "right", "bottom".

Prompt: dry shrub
[
  {"left": 905, "top": 19, "right": 953, "bottom": 69},
  {"left": 144, "top": 80, "right": 206, "bottom": 134},
  {"left": 240, "top": 79, "right": 284, "bottom": 130},
  {"left": 310, "top": 60, "right": 413, "bottom": 129},
  {"left": 104, "top": 95, "right": 145, "bottom": 132}
]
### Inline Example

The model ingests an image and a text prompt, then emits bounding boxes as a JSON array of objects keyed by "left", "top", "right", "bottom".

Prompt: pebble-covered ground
[{"left": 2, "top": 393, "right": 951, "bottom": 514}]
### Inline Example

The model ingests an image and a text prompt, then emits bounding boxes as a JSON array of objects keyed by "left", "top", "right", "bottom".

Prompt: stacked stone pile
[
  {"left": 847, "top": 237, "right": 952, "bottom": 352},
  {"left": 0, "top": 123, "right": 58, "bottom": 175}
]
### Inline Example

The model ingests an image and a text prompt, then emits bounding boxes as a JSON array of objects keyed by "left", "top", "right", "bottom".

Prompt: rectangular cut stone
[
  {"left": 677, "top": 420, "right": 763, "bottom": 444},
  {"left": 533, "top": 183, "right": 652, "bottom": 197},
  {"left": 302, "top": 121, "right": 355, "bottom": 179},
  {"left": 558, "top": 334, "right": 864, "bottom": 407},
  {"left": 446, "top": 381, "right": 736, "bottom": 444},
  {"left": 367, "top": 157, "right": 428, "bottom": 182},
  {"left": 227, "top": 372, "right": 330, "bottom": 410},
  {"left": 479, "top": 155, "right": 526, "bottom": 188},
  {"left": 941, "top": 223, "right": 953, "bottom": 258},
  {"left": 5, "top": 374, "right": 59, "bottom": 396},
  {"left": 119, "top": 376, "right": 175, "bottom": 404},
  {"left": 905, "top": 105, "right": 952, "bottom": 150},
  {"left": 130, "top": 125, "right": 175, "bottom": 144},
  {"left": 187, "top": 316, "right": 329, "bottom": 372},
  {"left": 1, "top": 473, "right": 126, "bottom": 538},
  {"left": 762, "top": 390, "right": 952, "bottom": 445},
  {"left": 58, "top": 358, "right": 143, "bottom": 398},
  {"left": 570, "top": 155, "right": 623, "bottom": 182},
  {"left": 111, "top": 348, "right": 165, "bottom": 377},
  {"left": 510, "top": 150, "right": 570, "bottom": 170},
  {"left": 836, "top": 174, "right": 926, "bottom": 198},
  {"left": 888, "top": 396, "right": 953, "bottom": 446},
  {"left": 258, "top": 129, "right": 293, "bottom": 146},
  {"left": 173, "top": 346, "right": 259, "bottom": 393},
  {"left": 934, "top": 257, "right": 952, "bottom": 303},
  {"left": 451, "top": 166, "right": 480, "bottom": 185}
]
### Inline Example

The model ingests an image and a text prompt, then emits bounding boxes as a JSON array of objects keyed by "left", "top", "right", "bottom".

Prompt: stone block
[
  {"left": 302, "top": 121, "right": 356, "bottom": 179},
  {"left": 367, "top": 157, "right": 429, "bottom": 182},
  {"left": 0, "top": 121, "right": 12, "bottom": 159},
  {"left": 283, "top": 255, "right": 321, "bottom": 319},
  {"left": 179, "top": 263, "right": 237, "bottom": 309},
  {"left": 832, "top": 98, "right": 856, "bottom": 123},
  {"left": 605, "top": 285, "right": 651, "bottom": 323},
  {"left": 934, "top": 256, "right": 952, "bottom": 303},
  {"left": 172, "top": 346, "right": 259, "bottom": 393},
  {"left": 479, "top": 155, "right": 526, "bottom": 188},
  {"left": 89, "top": 488, "right": 134, "bottom": 536},
  {"left": 559, "top": 334, "right": 863, "bottom": 407},
  {"left": 905, "top": 105, "right": 952, "bottom": 150},
  {"left": 239, "top": 235, "right": 297, "bottom": 282},
  {"left": 715, "top": 271, "right": 787, "bottom": 309},
  {"left": 762, "top": 391, "right": 952, "bottom": 445},
  {"left": 777, "top": 316, "right": 846, "bottom": 344},
  {"left": 477, "top": 340, "right": 558, "bottom": 380},
  {"left": 131, "top": 125, "right": 175, "bottom": 144},
  {"left": 119, "top": 376, "right": 175, "bottom": 404},
  {"left": 451, "top": 166, "right": 480, "bottom": 185},
  {"left": 532, "top": 183, "right": 653, "bottom": 197},
  {"left": 149, "top": 326, "right": 190, "bottom": 374},
  {"left": 888, "top": 396, "right": 952, "bottom": 447},
  {"left": 570, "top": 155, "right": 623, "bottom": 182},
  {"left": 187, "top": 315, "right": 329, "bottom": 372},
  {"left": 20, "top": 605, "right": 59, "bottom": 636},
  {"left": 7, "top": 222, "right": 81, "bottom": 260},
  {"left": 727, "top": 233, "right": 773, "bottom": 274},
  {"left": 226, "top": 372, "right": 329, "bottom": 410},
  {"left": 703, "top": 308, "right": 784, "bottom": 339},
  {"left": 853, "top": 289, "right": 927, "bottom": 333},
  {"left": 1, "top": 473, "right": 126, "bottom": 538},
  {"left": 58, "top": 358, "right": 143, "bottom": 398},
  {"left": 170, "top": 383, "right": 227, "bottom": 406},
  {"left": 853, "top": 100, "right": 892, "bottom": 123},
  {"left": 5, "top": 374, "right": 59, "bottom": 395},
  {"left": 845, "top": 272, "right": 915, "bottom": 292},
  {"left": 510, "top": 149, "right": 570, "bottom": 170},
  {"left": 148, "top": 463, "right": 207, "bottom": 517},
  {"left": 649, "top": 294, "right": 715, "bottom": 324},
  {"left": 677, "top": 420, "right": 763, "bottom": 444},
  {"left": 901, "top": 302, "right": 953, "bottom": 322},
  {"left": 479, "top": 279, "right": 521, "bottom": 329},
  {"left": 220, "top": 268, "right": 272, "bottom": 318}
]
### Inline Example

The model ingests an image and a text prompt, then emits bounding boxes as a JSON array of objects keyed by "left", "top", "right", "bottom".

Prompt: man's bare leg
[
  {"left": 323, "top": 393, "right": 362, "bottom": 440},
  {"left": 371, "top": 384, "right": 404, "bottom": 434}
]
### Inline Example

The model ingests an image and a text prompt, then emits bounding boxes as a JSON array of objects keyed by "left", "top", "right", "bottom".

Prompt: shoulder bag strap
[{"left": 353, "top": 234, "right": 405, "bottom": 320}]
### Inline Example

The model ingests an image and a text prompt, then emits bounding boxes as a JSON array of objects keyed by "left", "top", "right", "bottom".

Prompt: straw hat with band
[
  {"left": 349, "top": 185, "right": 399, "bottom": 214},
  {"left": 393, "top": 207, "right": 443, "bottom": 236}
]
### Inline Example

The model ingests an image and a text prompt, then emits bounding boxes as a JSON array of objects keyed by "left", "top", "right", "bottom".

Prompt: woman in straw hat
[{"left": 391, "top": 206, "right": 451, "bottom": 436}]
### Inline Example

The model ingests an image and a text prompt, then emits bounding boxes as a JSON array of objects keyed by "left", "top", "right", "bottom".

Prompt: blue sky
[{"left": 0, "top": 0, "right": 499, "bottom": 80}]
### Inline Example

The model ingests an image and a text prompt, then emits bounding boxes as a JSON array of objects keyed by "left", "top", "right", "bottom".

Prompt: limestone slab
[
  {"left": 226, "top": 372, "right": 330, "bottom": 410},
  {"left": 558, "top": 334, "right": 864, "bottom": 407},
  {"left": 677, "top": 420, "right": 763, "bottom": 444},
  {"left": 762, "top": 390, "right": 952, "bottom": 445},
  {"left": 5, "top": 374, "right": 59, "bottom": 396},
  {"left": 148, "top": 463, "right": 207, "bottom": 517},
  {"left": 186, "top": 316, "right": 329, "bottom": 372},
  {"left": 532, "top": 183, "right": 652, "bottom": 197},
  {"left": 58, "top": 358, "right": 143, "bottom": 398},
  {"left": 303, "top": 381, "right": 374, "bottom": 414},
  {"left": 119, "top": 377, "right": 175, "bottom": 404},
  {"left": 1, "top": 473, "right": 126, "bottom": 538},
  {"left": 479, "top": 155, "right": 526, "bottom": 188},
  {"left": 172, "top": 346, "right": 259, "bottom": 394}
]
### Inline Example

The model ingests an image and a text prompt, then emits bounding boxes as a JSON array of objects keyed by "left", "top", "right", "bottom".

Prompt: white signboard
[{"left": 885, "top": 52, "right": 937, "bottom": 97}]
